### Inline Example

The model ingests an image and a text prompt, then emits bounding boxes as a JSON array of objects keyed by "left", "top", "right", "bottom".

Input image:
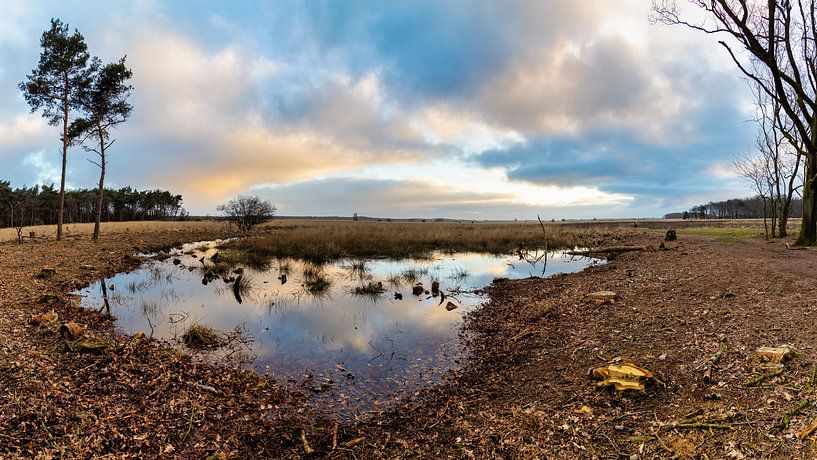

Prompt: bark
[
  {"left": 57, "top": 75, "right": 68, "bottom": 241},
  {"left": 797, "top": 155, "right": 817, "bottom": 245},
  {"left": 92, "top": 123, "right": 105, "bottom": 241}
]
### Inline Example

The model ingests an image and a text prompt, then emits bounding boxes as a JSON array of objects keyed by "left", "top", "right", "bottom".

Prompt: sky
[{"left": 0, "top": 0, "right": 758, "bottom": 219}]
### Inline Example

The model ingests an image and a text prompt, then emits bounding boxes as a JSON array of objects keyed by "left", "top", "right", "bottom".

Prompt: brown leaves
[
  {"left": 29, "top": 310, "right": 58, "bottom": 326},
  {"left": 59, "top": 322, "right": 84, "bottom": 339}
]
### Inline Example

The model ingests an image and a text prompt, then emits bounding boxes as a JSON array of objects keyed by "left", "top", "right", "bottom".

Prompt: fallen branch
[
  {"left": 301, "top": 429, "right": 314, "bottom": 455},
  {"left": 660, "top": 422, "right": 732, "bottom": 431},
  {"left": 785, "top": 243, "right": 808, "bottom": 251},
  {"left": 567, "top": 246, "right": 647, "bottom": 257},
  {"left": 777, "top": 400, "right": 811, "bottom": 429},
  {"left": 799, "top": 418, "right": 817, "bottom": 440},
  {"left": 703, "top": 334, "right": 728, "bottom": 383},
  {"left": 745, "top": 369, "right": 785, "bottom": 387}
]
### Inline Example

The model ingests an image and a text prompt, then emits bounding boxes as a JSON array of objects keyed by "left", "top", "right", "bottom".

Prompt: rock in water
[
  {"left": 412, "top": 283, "right": 424, "bottom": 296},
  {"left": 445, "top": 301, "right": 458, "bottom": 311}
]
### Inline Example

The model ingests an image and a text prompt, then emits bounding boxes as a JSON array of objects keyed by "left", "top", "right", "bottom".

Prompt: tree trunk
[
  {"left": 57, "top": 79, "right": 68, "bottom": 241},
  {"left": 779, "top": 207, "right": 789, "bottom": 237},
  {"left": 797, "top": 155, "right": 817, "bottom": 245},
  {"left": 92, "top": 124, "right": 105, "bottom": 241}
]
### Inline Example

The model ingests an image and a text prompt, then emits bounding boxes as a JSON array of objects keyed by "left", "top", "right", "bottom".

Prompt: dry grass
[
  {"left": 181, "top": 323, "right": 223, "bottom": 349},
  {"left": 0, "top": 220, "right": 226, "bottom": 242},
  {"left": 220, "top": 220, "right": 640, "bottom": 263}
]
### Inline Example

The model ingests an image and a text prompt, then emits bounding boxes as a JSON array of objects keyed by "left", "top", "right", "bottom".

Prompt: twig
[
  {"left": 660, "top": 422, "right": 732, "bottom": 431},
  {"left": 179, "top": 406, "right": 195, "bottom": 447},
  {"left": 777, "top": 400, "right": 811, "bottom": 429},
  {"left": 301, "top": 429, "right": 314, "bottom": 455},
  {"left": 703, "top": 334, "right": 728, "bottom": 383},
  {"left": 745, "top": 369, "right": 785, "bottom": 387}
]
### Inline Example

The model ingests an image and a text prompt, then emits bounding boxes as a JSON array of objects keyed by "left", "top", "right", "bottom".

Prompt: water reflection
[{"left": 74, "top": 240, "right": 602, "bottom": 415}]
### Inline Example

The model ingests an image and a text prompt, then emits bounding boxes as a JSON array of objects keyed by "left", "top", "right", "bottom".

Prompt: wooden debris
[
  {"left": 798, "top": 418, "right": 817, "bottom": 440},
  {"left": 587, "top": 291, "right": 617, "bottom": 301},
  {"left": 745, "top": 369, "right": 785, "bottom": 387},
  {"left": 703, "top": 334, "right": 727, "bottom": 383},
  {"left": 755, "top": 346, "right": 793, "bottom": 365},
  {"left": 592, "top": 360, "right": 654, "bottom": 393},
  {"left": 29, "top": 311, "right": 57, "bottom": 326},
  {"left": 777, "top": 400, "right": 810, "bottom": 429},
  {"left": 69, "top": 339, "right": 107, "bottom": 354},
  {"left": 59, "top": 322, "right": 85, "bottom": 339},
  {"left": 568, "top": 246, "right": 647, "bottom": 257},
  {"left": 300, "top": 429, "right": 314, "bottom": 455},
  {"left": 661, "top": 422, "right": 732, "bottom": 431},
  {"left": 193, "top": 383, "right": 223, "bottom": 396}
]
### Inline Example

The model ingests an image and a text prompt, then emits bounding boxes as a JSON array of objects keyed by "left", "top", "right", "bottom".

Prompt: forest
[
  {"left": 667, "top": 196, "right": 804, "bottom": 220},
  {"left": 0, "top": 181, "right": 185, "bottom": 229}
]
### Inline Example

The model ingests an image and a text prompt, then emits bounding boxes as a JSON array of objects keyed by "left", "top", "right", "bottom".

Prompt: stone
[
  {"left": 665, "top": 229, "right": 677, "bottom": 241},
  {"left": 445, "top": 301, "right": 458, "bottom": 311},
  {"left": 412, "top": 283, "right": 424, "bottom": 296}
]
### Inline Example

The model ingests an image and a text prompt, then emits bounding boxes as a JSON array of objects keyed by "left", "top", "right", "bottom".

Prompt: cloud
[{"left": 0, "top": 0, "right": 760, "bottom": 218}]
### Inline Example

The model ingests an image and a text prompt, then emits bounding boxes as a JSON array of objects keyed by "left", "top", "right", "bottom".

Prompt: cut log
[{"left": 567, "top": 246, "right": 647, "bottom": 257}]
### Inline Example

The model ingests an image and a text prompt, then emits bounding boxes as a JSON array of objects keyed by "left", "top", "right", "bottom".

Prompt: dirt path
[{"left": 3, "top": 227, "right": 817, "bottom": 458}]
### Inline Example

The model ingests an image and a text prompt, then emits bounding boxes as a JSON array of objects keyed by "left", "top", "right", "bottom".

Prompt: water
[{"left": 74, "top": 241, "right": 602, "bottom": 415}]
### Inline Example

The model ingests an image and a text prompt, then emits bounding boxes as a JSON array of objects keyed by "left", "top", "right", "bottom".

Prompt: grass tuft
[
  {"left": 182, "top": 323, "right": 223, "bottom": 349},
  {"left": 352, "top": 281, "right": 386, "bottom": 297}
]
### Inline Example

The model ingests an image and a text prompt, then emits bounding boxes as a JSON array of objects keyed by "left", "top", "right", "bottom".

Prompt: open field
[
  {"left": 0, "top": 220, "right": 227, "bottom": 242},
  {"left": 4, "top": 219, "right": 817, "bottom": 457}
]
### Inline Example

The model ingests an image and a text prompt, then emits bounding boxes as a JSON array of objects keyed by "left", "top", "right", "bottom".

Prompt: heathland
[{"left": 3, "top": 219, "right": 815, "bottom": 458}]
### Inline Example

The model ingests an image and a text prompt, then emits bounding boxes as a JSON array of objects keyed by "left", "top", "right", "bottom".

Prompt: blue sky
[{"left": 0, "top": 0, "right": 756, "bottom": 218}]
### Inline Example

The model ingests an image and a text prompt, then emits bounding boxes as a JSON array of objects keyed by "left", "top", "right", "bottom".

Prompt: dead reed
[{"left": 219, "top": 220, "right": 634, "bottom": 263}]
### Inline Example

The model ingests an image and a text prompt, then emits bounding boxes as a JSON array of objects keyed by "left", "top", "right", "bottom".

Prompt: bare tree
[
  {"left": 752, "top": 83, "right": 803, "bottom": 236},
  {"left": 217, "top": 195, "right": 276, "bottom": 232},
  {"left": 70, "top": 57, "right": 133, "bottom": 241},
  {"left": 652, "top": 0, "right": 817, "bottom": 244},
  {"left": 735, "top": 152, "right": 774, "bottom": 237}
]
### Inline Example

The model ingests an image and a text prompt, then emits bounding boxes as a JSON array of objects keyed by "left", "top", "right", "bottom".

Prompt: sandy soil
[{"left": 2, "top": 224, "right": 817, "bottom": 458}]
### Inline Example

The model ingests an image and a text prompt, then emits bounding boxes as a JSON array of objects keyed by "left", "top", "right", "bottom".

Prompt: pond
[{"left": 74, "top": 240, "right": 602, "bottom": 417}]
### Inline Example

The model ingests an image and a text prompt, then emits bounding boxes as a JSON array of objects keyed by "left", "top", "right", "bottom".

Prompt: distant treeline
[
  {"left": 0, "top": 181, "right": 186, "bottom": 229},
  {"left": 664, "top": 196, "right": 803, "bottom": 220}
]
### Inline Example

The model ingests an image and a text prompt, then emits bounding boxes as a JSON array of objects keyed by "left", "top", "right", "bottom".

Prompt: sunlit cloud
[{"left": 0, "top": 0, "right": 757, "bottom": 217}]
